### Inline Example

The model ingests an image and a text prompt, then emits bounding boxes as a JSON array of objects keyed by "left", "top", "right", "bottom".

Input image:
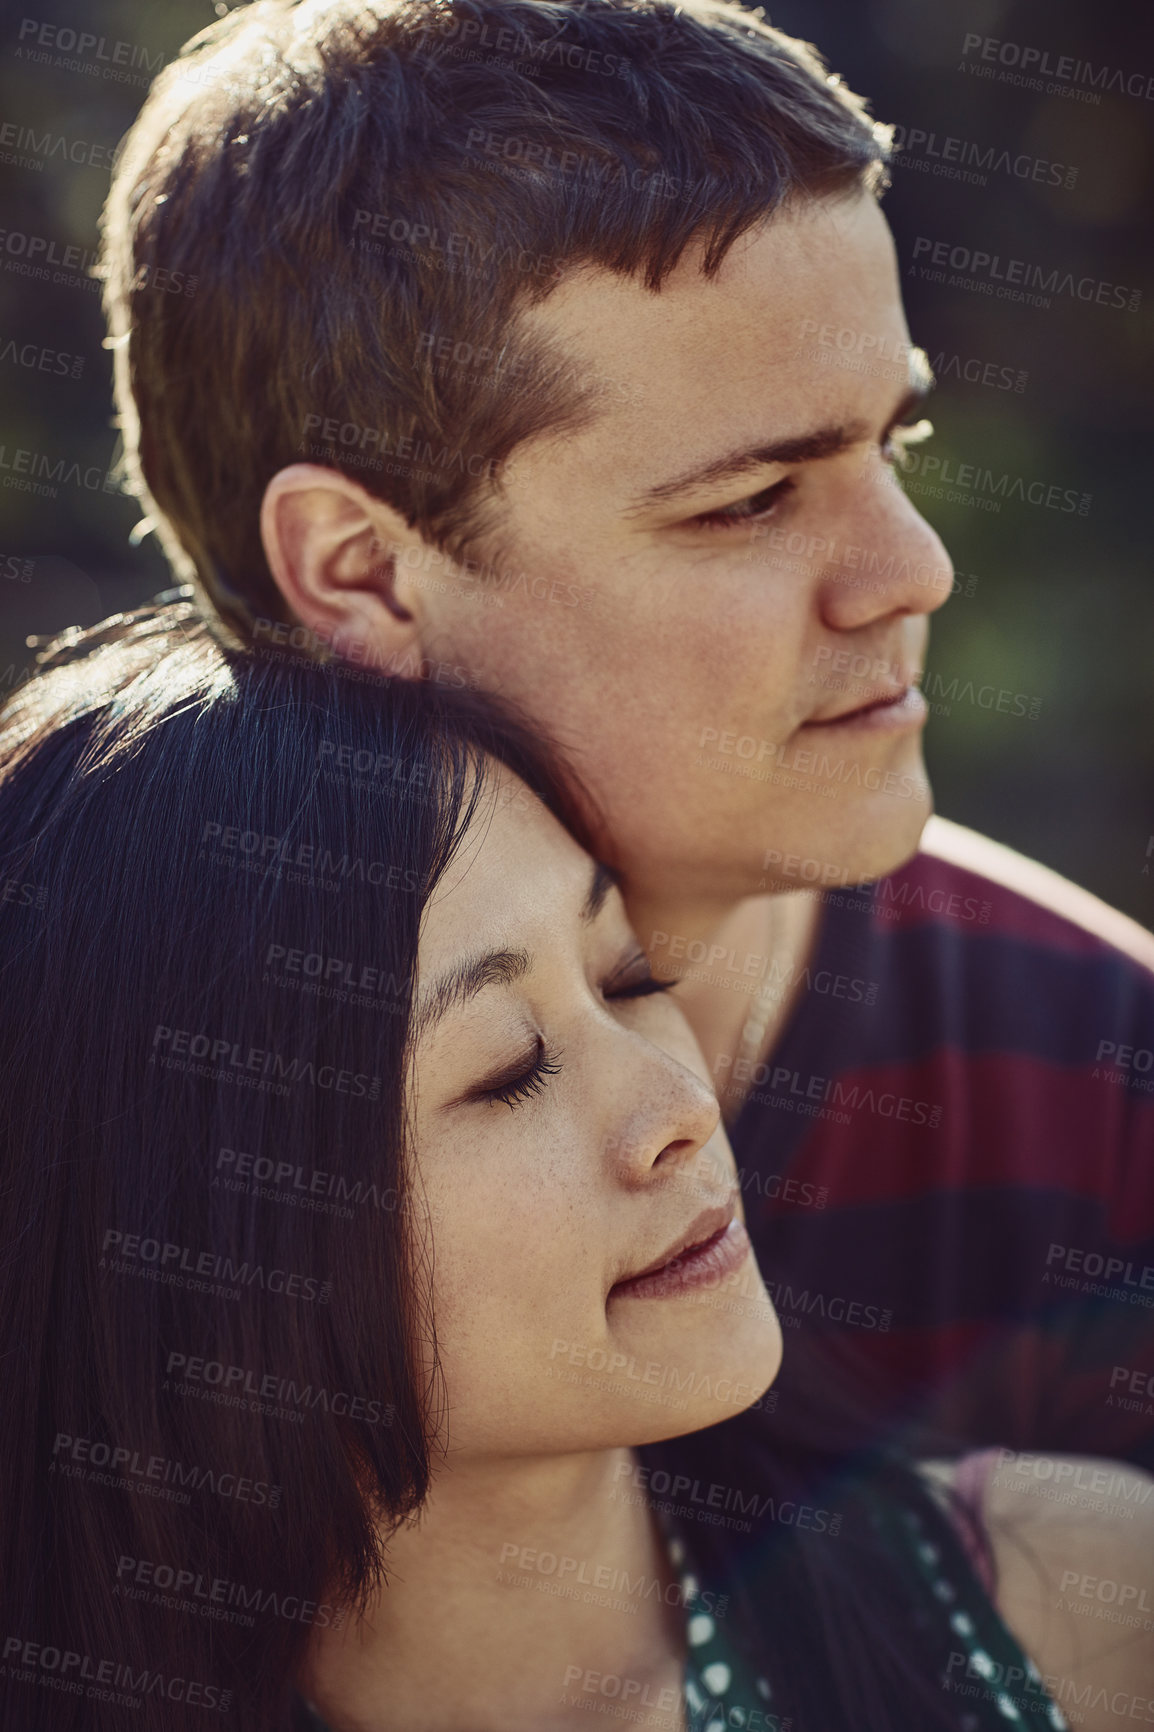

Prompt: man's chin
[
  {"left": 759, "top": 781, "right": 934, "bottom": 894},
  {"left": 838, "top": 779, "right": 935, "bottom": 888}
]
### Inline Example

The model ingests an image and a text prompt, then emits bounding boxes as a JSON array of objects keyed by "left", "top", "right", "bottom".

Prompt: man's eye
[
  {"left": 604, "top": 951, "right": 679, "bottom": 1000},
  {"left": 689, "top": 476, "right": 796, "bottom": 532},
  {"left": 882, "top": 417, "right": 934, "bottom": 465}
]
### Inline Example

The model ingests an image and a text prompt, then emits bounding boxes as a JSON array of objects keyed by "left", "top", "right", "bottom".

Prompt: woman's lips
[
  {"left": 800, "top": 685, "right": 927, "bottom": 733},
  {"left": 608, "top": 1218, "right": 750, "bottom": 1301}
]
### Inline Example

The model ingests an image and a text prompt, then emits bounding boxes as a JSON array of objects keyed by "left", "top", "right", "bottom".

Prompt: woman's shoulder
[{"left": 921, "top": 1451, "right": 1154, "bottom": 1732}]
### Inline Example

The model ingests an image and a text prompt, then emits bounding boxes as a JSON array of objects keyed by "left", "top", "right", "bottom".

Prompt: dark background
[{"left": 1, "top": 0, "right": 1151, "bottom": 922}]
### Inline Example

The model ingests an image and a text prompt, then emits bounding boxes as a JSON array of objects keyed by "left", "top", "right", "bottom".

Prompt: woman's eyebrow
[
  {"left": 415, "top": 862, "right": 616, "bottom": 1036},
  {"left": 414, "top": 948, "right": 531, "bottom": 1038},
  {"left": 623, "top": 351, "right": 936, "bottom": 515}
]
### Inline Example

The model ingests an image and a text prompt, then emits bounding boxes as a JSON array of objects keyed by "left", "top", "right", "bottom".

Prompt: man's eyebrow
[
  {"left": 625, "top": 354, "right": 936, "bottom": 515},
  {"left": 414, "top": 947, "right": 531, "bottom": 1039}
]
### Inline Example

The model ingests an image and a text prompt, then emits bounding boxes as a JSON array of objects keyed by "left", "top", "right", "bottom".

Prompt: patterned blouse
[{"left": 290, "top": 1453, "right": 1069, "bottom": 1731}]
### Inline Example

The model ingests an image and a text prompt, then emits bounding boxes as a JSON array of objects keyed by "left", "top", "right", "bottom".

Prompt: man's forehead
[
  {"left": 524, "top": 194, "right": 906, "bottom": 394},
  {"left": 510, "top": 195, "right": 914, "bottom": 498}
]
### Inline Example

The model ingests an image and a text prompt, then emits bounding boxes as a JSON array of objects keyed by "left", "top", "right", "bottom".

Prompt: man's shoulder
[{"left": 880, "top": 814, "right": 1154, "bottom": 979}]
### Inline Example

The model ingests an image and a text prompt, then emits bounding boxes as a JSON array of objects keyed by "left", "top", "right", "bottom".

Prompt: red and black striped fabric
[{"left": 734, "top": 817, "right": 1154, "bottom": 1471}]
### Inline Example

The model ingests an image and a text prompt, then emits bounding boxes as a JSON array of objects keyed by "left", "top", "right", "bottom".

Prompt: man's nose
[{"left": 817, "top": 458, "right": 955, "bottom": 632}]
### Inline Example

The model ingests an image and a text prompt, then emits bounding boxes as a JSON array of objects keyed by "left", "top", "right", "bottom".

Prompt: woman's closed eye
[
  {"left": 474, "top": 1035, "right": 563, "bottom": 1111},
  {"left": 470, "top": 954, "right": 675, "bottom": 1111}
]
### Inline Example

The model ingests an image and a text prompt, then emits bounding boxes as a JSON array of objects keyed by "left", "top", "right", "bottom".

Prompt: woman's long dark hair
[
  {"left": 1, "top": 603, "right": 989, "bottom": 1731},
  {"left": 0, "top": 601, "right": 583, "bottom": 1729}
]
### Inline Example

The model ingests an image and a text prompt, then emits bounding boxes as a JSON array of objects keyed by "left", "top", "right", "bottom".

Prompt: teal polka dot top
[{"left": 291, "top": 1469, "right": 1069, "bottom": 1731}]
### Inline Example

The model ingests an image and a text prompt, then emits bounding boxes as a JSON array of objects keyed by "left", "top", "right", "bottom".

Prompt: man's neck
[
  {"left": 300, "top": 1448, "right": 687, "bottom": 1732},
  {"left": 628, "top": 890, "right": 824, "bottom": 1124}
]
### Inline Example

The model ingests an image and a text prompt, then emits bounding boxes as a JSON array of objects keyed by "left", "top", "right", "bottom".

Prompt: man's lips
[
  {"left": 608, "top": 1202, "right": 749, "bottom": 1301},
  {"left": 800, "top": 685, "right": 927, "bottom": 731}
]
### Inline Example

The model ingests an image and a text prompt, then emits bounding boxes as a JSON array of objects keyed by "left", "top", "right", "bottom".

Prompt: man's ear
[{"left": 260, "top": 464, "right": 434, "bottom": 662}]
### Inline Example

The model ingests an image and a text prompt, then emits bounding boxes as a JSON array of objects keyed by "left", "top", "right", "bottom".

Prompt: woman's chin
[{"left": 611, "top": 1296, "right": 784, "bottom": 1446}]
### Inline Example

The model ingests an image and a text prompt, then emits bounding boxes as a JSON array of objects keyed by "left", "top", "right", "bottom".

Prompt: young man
[{"left": 101, "top": 0, "right": 1154, "bottom": 1469}]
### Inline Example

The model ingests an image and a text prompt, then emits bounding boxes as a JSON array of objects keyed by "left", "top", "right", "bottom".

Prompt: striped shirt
[{"left": 733, "top": 816, "right": 1154, "bottom": 1471}]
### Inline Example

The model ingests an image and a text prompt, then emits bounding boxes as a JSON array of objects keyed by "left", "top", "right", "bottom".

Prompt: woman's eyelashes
[
  {"left": 471, "top": 957, "right": 674, "bottom": 1111},
  {"left": 476, "top": 1035, "right": 563, "bottom": 1111}
]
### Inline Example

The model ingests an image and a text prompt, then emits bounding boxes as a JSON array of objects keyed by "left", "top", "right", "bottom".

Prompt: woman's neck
[{"left": 300, "top": 1446, "right": 689, "bottom": 1732}]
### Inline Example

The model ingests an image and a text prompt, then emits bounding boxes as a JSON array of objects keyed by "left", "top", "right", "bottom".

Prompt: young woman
[{"left": 0, "top": 600, "right": 1148, "bottom": 1732}]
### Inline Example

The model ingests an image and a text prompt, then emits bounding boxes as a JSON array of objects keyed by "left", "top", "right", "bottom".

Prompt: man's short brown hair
[{"left": 100, "top": 0, "right": 890, "bottom": 641}]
